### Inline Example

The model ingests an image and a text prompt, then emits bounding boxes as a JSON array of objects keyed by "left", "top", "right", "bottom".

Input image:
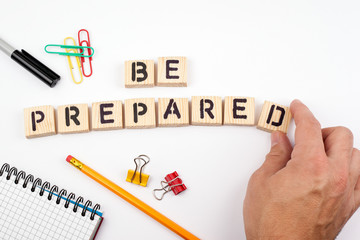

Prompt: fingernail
[{"left": 271, "top": 131, "right": 280, "bottom": 147}]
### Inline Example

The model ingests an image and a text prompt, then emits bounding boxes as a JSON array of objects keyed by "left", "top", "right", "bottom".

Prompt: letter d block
[
  {"left": 257, "top": 101, "right": 292, "bottom": 133},
  {"left": 58, "top": 104, "right": 90, "bottom": 134},
  {"left": 24, "top": 106, "right": 56, "bottom": 138},
  {"left": 157, "top": 57, "right": 187, "bottom": 87},
  {"left": 191, "top": 96, "right": 222, "bottom": 126},
  {"left": 124, "top": 98, "right": 156, "bottom": 129},
  {"left": 92, "top": 101, "right": 123, "bottom": 130},
  {"left": 125, "top": 60, "right": 155, "bottom": 88}
]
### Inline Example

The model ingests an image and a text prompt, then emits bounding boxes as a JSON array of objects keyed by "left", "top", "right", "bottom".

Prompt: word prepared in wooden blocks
[
  {"left": 124, "top": 98, "right": 156, "bottom": 129},
  {"left": 24, "top": 106, "right": 56, "bottom": 138},
  {"left": 92, "top": 101, "right": 123, "bottom": 130},
  {"left": 157, "top": 57, "right": 187, "bottom": 87},
  {"left": 257, "top": 101, "right": 292, "bottom": 133},
  {"left": 224, "top": 97, "right": 255, "bottom": 126},
  {"left": 158, "top": 98, "right": 189, "bottom": 127},
  {"left": 191, "top": 96, "right": 222, "bottom": 126},
  {"left": 58, "top": 104, "right": 90, "bottom": 134},
  {"left": 125, "top": 60, "right": 155, "bottom": 88}
]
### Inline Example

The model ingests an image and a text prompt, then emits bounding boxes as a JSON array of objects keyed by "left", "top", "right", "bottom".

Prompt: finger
[
  {"left": 290, "top": 100, "right": 325, "bottom": 158},
  {"left": 350, "top": 148, "right": 360, "bottom": 188},
  {"left": 261, "top": 131, "right": 293, "bottom": 176},
  {"left": 322, "top": 127, "right": 354, "bottom": 167},
  {"left": 355, "top": 176, "right": 360, "bottom": 209}
]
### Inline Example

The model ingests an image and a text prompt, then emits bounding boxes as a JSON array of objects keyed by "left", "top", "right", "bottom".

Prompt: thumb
[{"left": 261, "top": 131, "right": 293, "bottom": 176}]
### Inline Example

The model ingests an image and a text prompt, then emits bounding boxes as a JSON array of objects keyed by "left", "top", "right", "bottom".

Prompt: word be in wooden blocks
[
  {"left": 158, "top": 98, "right": 189, "bottom": 127},
  {"left": 257, "top": 101, "right": 292, "bottom": 133},
  {"left": 224, "top": 97, "right": 255, "bottom": 126},
  {"left": 125, "top": 60, "right": 155, "bottom": 88},
  {"left": 24, "top": 106, "right": 56, "bottom": 138},
  {"left": 92, "top": 101, "right": 123, "bottom": 130},
  {"left": 191, "top": 96, "right": 222, "bottom": 126},
  {"left": 58, "top": 104, "right": 90, "bottom": 134},
  {"left": 157, "top": 57, "right": 187, "bottom": 87},
  {"left": 124, "top": 98, "right": 156, "bottom": 129}
]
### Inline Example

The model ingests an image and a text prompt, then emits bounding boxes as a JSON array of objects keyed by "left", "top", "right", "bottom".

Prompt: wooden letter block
[
  {"left": 158, "top": 98, "right": 189, "bottom": 127},
  {"left": 24, "top": 106, "right": 56, "bottom": 138},
  {"left": 58, "top": 104, "right": 90, "bottom": 134},
  {"left": 157, "top": 57, "right": 187, "bottom": 87},
  {"left": 125, "top": 60, "right": 155, "bottom": 88},
  {"left": 92, "top": 101, "right": 123, "bottom": 130},
  {"left": 191, "top": 96, "right": 222, "bottom": 126},
  {"left": 124, "top": 98, "right": 156, "bottom": 129},
  {"left": 224, "top": 97, "right": 255, "bottom": 126},
  {"left": 257, "top": 101, "right": 292, "bottom": 133}
]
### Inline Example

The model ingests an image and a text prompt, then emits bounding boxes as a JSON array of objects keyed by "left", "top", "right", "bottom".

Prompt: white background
[{"left": 0, "top": 0, "right": 359, "bottom": 239}]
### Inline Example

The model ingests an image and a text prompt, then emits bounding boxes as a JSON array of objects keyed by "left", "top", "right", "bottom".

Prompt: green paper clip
[{"left": 44, "top": 44, "right": 94, "bottom": 57}]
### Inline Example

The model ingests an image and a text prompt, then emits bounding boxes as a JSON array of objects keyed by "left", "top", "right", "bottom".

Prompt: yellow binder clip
[
  {"left": 126, "top": 155, "right": 150, "bottom": 187},
  {"left": 64, "top": 37, "right": 83, "bottom": 84}
]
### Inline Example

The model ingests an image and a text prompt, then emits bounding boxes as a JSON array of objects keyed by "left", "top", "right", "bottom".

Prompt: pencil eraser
[{"left": 66, "top": 155, "right": 74, "bottom": 162}]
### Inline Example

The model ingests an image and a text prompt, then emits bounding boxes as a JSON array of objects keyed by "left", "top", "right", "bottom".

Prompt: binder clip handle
[
  {"left": 130, "top": 154, "right": 150, "bottom": 184},
  {"left": 153, "top": 175, "right": 186, "bottom": 201}
]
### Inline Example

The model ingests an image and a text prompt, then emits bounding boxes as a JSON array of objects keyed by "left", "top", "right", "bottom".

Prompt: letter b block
[
  {"left": 257, "top": 101, "right": 292, "bottom": 133},
  {"left": 24, "top": 106, "right": 56, "bottom": 138},
  {"left": 191, "top": 96, "right": 222, "bottom": 126},
  {"left": 58, "top": 104, "right": 90, "bottom": 134},
  {"left": 157, "top": 57, "right": 187, "bottom": 87},
  {"left": 124, "top": 98, "right": 156, "bottom": 129},
  {"left": 125, "top": 60, "right": 155, "bottom": 88}
]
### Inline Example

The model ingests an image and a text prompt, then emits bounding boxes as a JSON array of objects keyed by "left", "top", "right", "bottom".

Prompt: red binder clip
[
  {"left": 153, "top": 171, "right": 187, "bottom": 200},
  {"left": 78, "top": 29, "right": 93, "bottom": 77}
]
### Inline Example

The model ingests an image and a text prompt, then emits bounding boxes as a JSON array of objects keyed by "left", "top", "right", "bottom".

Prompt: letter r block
[
  {"left": 157, "top": 57, "right": 187, "bottom": 87},
  {"left": 24, "top": 105, "right": 56, "bottom": 138},
  {"left": 58, "top": 104, "right": 90, "bottom": 134},
  {"left": 124, "top": 98, "right": 156, "bottom": 129},
  {"left": 257, "top": 101, "right": 292, "bottom": 133},
  {"left": 158, "top": 98, "right": 189, "bottom": 127},
  {"left": 224, "top": 97, "right": 255, "bottom": 126},
  {"left": 125, "top": 60, "right": 155, "bottom": 88},
  {"left": 92, "top": 101, "right": 123, "bottom": 130},
  {"left": 191, "top": 96, "right": 222, "bottom": 126}
]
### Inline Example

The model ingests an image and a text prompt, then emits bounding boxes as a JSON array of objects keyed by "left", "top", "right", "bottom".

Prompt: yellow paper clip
[
  {"left": 64, "top": 37, "right": 83, "bottom": 84},
  {"left": 126, "top": 155, "right": 150, "bottom": 187}
]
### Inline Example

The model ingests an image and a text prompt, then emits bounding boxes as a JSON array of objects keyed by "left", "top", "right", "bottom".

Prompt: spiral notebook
[{"left": 0, "top": 163, "right": 103, "bottom": 240}]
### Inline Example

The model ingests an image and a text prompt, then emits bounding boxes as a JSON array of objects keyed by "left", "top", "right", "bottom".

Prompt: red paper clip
[
  {"left": 153, "top": 171, "right": 187, "bottom": 200},
  {"left": 78, "top": 29, "right": 93, "bottom": 77}
]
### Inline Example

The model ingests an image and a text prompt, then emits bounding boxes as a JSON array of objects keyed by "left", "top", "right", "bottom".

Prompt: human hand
[{"left": 243, "top": 99, "right": 360, "bottom": 240}]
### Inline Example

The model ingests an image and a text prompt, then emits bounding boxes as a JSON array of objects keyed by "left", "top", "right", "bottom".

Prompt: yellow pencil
[{"left": 66, "top": 155, "right": 200, "bottom": 240}]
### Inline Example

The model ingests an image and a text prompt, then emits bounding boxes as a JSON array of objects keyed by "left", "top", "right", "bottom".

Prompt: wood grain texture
[
  {"left": 257, "top": 101, "right": 292, "bottom": 133},
  {"left": 58, "top": 104, "right": 90, "bottom": 134},
  {"left": 124, "top": 98, "right": 156, "bottom": 129},
  {"left": 125, "top": 60, "right": 155, "bottom": 88},
  {"left": 157, "top": 57, "right": 187, "bottom": 87},
  {"left": 24, "top": 105, "right": 56, "bottom": 138},
  {"left": 158, "top": 98, "right": 189, "bottom": 127},
  {"left": 92, "top": 101, "right": 123, "bottom": 130},
  {"left": 191, "top": 96, "right": 222, "bottom": 126},
  {"left": 224, "top": 97, "right": 255, "bottom": 126}
]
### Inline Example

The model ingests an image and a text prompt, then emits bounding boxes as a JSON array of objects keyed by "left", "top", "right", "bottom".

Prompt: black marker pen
[{"left": 0, "top": 38, "right": 60, "bottom": 88}]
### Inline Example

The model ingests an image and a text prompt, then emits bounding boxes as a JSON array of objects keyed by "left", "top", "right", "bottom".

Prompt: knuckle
[
  {"left": 336, "top": 126, "right": 353, "bottom": 140},
  {"left": 333, "top": 172, "right": 349, "bottom": 193}
]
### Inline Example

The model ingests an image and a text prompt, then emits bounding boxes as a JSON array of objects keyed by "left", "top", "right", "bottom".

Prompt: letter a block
[
  {"left": 224, "top": 97, "right": 255, "bottom": 126},
  {"left": 92, "top": 101, "right": 123, "bottom": 130},
  {"left": 157, "top": 57, "right": 187, "bottom": 87},
  {"left": 191, "top": 96, "right": 222, "bottom": 126},
  {"left": 58, "top": 104, "right": 90, "bottom": 134},
  {"left": 257, "top": 101, "right": 292, "bottom": 133},
  {"left": 158, "top": 98, "right": 189, "bottom": 127},
  {"left": 124, "top": 98, "right": 156, "bottom": 129},
  {"left": 125, "top": 60, "right": 155, "bottom": 88},
  {"left": 24, "top": 106, "right": 56, "bottom": 138}
]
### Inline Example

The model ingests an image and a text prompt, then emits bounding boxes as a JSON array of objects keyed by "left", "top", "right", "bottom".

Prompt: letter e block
[
  {"left": 224, "top": 97, "right": 255, "bottom": 126},
  {"left": 257, "top": 101, "right": 292, "bottom": 133},
  {"left": 157, "top": 57, "right": 187, "bottom": 87},
  {"left": 24, "top": 106, "right": 56, "bottom": 138},
  {"left": 158, "top": 98, "right": 189, "bottom": 127},
  {"left": 92, "top": 101, "right": 123, "bottom": 130},
  {"left": 125, "top": 60, "right": 155, "bottom": 88},
  {"left": 124, "top": 98, "right": 156, "bottom": 129},
  {"left": 191, "top": 96, "right": 222, "bottom": 126},
  {"left": 58, "top": 104, "right": 90, "bottom": 134}
]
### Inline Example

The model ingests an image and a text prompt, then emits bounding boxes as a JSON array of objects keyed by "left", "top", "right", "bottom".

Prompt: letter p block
[{"left": 24, "top": 105, "right": 56, "bottom": 138}]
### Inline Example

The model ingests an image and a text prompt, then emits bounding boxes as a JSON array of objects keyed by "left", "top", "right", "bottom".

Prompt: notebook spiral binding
[{"left": 0, "top": 163, "right": 101, "bottom": 220}]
